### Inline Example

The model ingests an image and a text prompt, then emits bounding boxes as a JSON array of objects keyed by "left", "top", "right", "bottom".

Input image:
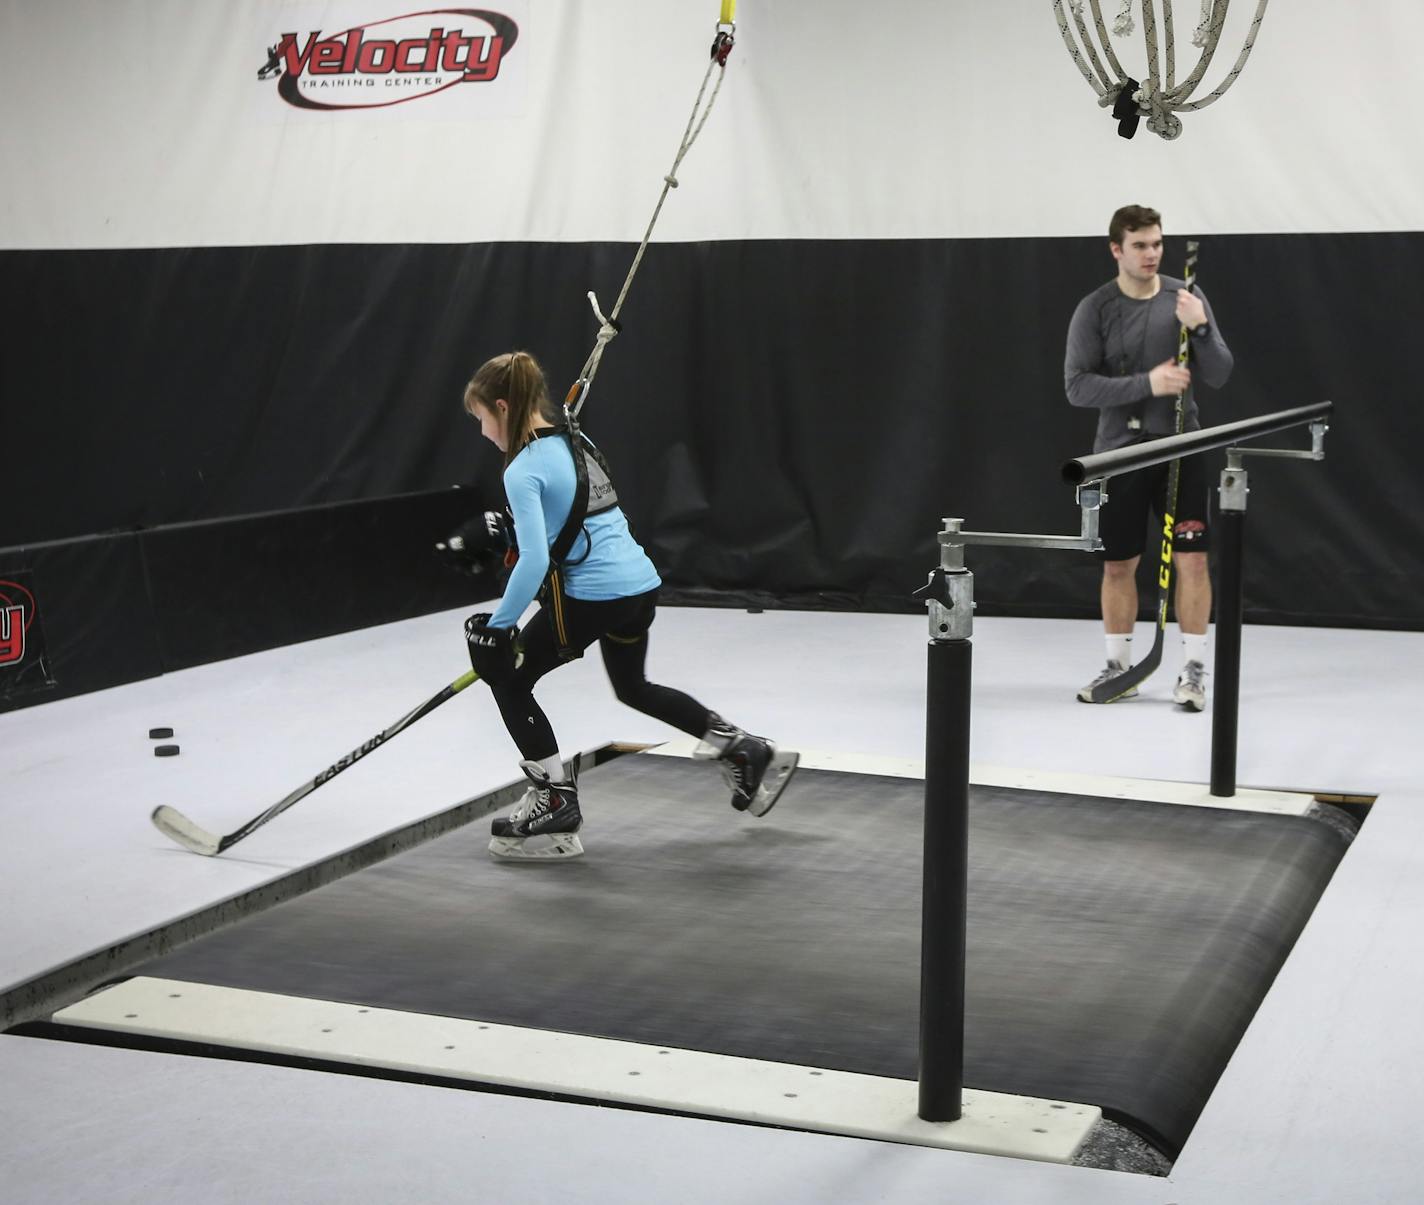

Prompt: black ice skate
[
  {"left": 489, "top": 759, "right": 584, "bottom": 861},
  {"left": 695, "top": 717, "right": 800, "bottom": 817}
]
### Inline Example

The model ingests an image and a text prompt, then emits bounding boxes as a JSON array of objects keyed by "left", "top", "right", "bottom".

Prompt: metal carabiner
[{"left": 711, "top": 25, "right": 735, "bottom": 66}]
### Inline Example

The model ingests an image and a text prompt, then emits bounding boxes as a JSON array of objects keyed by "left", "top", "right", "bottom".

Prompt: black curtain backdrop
[{"left": 5, "top": 234, "right": 1420, "bottom": 629}]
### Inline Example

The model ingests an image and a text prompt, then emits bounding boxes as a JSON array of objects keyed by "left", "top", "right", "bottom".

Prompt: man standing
[{"left": 1065, "top": 205, "right": 1234, "bottom": 710}]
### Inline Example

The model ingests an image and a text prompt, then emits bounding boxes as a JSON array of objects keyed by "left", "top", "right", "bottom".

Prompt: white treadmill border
[{"left": 54, "top": 976, "right": 1100, "bottom": 1163}]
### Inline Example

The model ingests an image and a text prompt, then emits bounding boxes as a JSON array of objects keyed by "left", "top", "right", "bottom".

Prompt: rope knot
[
  {"left": 586, "top": 292, "right": 622, "bottom": 346},
  {"left": 1192, "top": 0, "right": 1213, "bottom": 48},
  {"left": 1111, "top": 0, "right": 1134, "bottom": 37}
]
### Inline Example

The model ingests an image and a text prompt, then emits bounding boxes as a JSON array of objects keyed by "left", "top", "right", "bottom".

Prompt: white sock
[
  {"left": 1181, "top": 632, "right": 1208, "bottom": 667},
  {"left": 539, "top": 754, "right": 565, "bottom": 783},
  {"left": 1105, "top": 633, "right": 1133, "bottom": 666}
]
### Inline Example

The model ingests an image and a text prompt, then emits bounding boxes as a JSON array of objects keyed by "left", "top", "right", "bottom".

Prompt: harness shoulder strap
[
  {"left": 529, "top": 419, "right": 619, "bottom": 568},
  {"left": 547, "top": 424, "right": 590, "bottom": 568}
]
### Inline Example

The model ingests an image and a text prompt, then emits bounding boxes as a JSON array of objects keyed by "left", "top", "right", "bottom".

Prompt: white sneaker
[
  {"left": 1173, "top": 660, "right": 1208, "bottom": 712},
  {"left": 1077, "top": 660, "right": 1138, "bottom": 703}
]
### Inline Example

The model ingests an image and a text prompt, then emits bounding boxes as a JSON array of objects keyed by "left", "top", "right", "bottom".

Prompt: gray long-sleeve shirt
[{"left": 1064, "top": 275, "right": 1234, "bottom": 452}]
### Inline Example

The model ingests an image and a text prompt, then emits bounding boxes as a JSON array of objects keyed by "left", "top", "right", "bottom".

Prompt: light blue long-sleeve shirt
[{"left": 488, "top": 434, "right": 661, "bottom": 629}]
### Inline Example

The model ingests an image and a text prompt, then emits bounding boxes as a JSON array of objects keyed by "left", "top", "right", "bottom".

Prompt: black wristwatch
[{"left": 1191, "top": 322, "right": 1211, "bottom": 339}]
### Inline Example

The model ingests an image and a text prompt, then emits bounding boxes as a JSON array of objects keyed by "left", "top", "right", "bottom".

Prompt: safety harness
[{"left": 527, "top": 421, "right": 620, "bottom": 658}]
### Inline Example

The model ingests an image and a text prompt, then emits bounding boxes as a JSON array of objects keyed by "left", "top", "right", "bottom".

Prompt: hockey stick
[
  {"left": 1089, "top": 239, "right": 1200, "bottom": 703},
  {"left": 151, "top": 669, "right": 480, "bottom": 856}
]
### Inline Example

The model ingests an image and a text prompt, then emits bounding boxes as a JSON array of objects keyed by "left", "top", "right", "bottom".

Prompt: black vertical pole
[
  {"left": 914, "top": 517, "right": 973, "bottom": 1124},
  {"left": 920, "top": 636, "right": 970, "bottom": 1121},
  {"left": 1211, "top": 465, "right": 1248, "bottom": 796}
]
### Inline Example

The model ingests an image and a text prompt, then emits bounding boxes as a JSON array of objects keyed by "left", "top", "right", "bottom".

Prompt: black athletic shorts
[
  {"left": 1097, "top": 452, "right": 1212, "bottom": 561},
  {"left": 519, "top": 587, "right": 659, "bottom": 677}
]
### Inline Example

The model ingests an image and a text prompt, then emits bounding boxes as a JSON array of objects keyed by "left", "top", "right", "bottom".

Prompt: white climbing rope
[
  {"left": 568, "top": 19, "right": 735, "bottom": 419},
  {"left": 1056, "top": 0, "right": 1271, "bottom": 139}
]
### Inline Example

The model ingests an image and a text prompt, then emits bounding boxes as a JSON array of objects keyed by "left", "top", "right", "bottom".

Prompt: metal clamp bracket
[
  {"left": 1221, "top": 419, "right": 1328, "bottom": 514},
  {"left": 951, "top": 484, "right": 1105, "bottom": 552},
  {"left": 915, "top": 519, "right": 975, "bottom": 642},
  {"left": 916, "top": 488, "right": 1103, "bottom": 642},
  {"left": 1225, "top": 418, "right": 1329, "bottom": 469}
]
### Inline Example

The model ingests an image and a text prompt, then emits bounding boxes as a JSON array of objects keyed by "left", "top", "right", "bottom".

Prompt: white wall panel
[{"left": 1, "top": 0, "right": 1420, "bottom": 248}]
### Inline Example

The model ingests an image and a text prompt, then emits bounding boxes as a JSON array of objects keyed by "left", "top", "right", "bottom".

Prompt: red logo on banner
[
  {"left": 258, "top": 8, "right": 519, "bottom": 111},
  {"left": 0, "top": 580, "right": 36, "bottom": 667}
]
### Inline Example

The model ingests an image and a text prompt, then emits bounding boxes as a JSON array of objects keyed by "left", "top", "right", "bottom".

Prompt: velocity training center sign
[{"left": 256, "top": 6, "right": 523, "bottom": 113}]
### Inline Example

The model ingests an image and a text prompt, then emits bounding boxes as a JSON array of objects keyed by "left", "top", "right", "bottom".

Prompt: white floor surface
[{"left": 3, "top": 605, "right": 1423, "bottom": 1203}]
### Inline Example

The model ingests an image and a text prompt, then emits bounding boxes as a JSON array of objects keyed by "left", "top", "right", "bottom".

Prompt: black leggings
[{"left": 488, "top": 588, "right": 712, "bottom": 762}]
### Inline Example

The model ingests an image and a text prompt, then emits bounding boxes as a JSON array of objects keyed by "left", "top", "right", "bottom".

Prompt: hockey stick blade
[
  {"left": 151, "top": 805, "right": 223, "bottom": 856},
  {"left": 1087, "top": 627, "right": 1166, "bottom": 703}
]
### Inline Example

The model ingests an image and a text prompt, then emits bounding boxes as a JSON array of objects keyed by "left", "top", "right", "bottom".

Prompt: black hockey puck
[
  {"left": 154, "top": 744, "right": 180, "bottom": 757},
  {"left": 746, "top": 607, "right": 764, "bottom": 614},
  {"left": 149, "top": 727, "right": 174, "bottom": 739}
]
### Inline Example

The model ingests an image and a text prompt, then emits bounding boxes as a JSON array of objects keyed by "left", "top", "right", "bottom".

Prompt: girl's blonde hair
[{"left": 463, "top": 350, "right": 559, "bottom": 466}]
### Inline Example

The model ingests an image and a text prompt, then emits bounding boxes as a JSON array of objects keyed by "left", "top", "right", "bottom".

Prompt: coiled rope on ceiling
[{"left": 1053, "top": 0, "right": 1270, "bottom": 140}]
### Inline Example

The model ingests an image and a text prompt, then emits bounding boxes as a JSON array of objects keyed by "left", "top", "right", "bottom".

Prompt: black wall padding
[
  {"left": 4, "top": 234, "right": 1420, "bottom": 629},
  {"left": 141, "top": 488, "right": 496, "bottom": 671},
  {"left": 0, "top": 489, "right": 495, "bottom": 712},
  {"left": 0, "top": 534, "right": 164, "bottom": 711}
]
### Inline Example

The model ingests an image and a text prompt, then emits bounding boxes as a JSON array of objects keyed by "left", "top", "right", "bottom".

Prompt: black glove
[
  {"left": 465, "top": 612, "right": 521, "bottom": 685},
  {"left": 467, "top": 509, "right": 515, "bottom": 556},
  {"left": 436, "top": 509, "right": 517, "bottom": 577}
]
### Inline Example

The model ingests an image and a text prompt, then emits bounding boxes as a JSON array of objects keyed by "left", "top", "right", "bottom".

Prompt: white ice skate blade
[
  {"left": 488, "top": 832, "right": 584, "bottom": 861},
  {"left": 56, "top": 976, "right": 1100, "bottom": 1162},
  {"left": 746, "top": 749, "right": 799, "bottom": 817}
]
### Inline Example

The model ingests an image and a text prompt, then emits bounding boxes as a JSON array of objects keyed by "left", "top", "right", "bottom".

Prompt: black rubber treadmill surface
[{"left": 136, "top": 754, "right": 1348, "bottom": 1155}]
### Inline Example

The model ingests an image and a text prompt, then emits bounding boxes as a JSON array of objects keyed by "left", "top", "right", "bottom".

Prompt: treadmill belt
[{"left": 127, "top": 754, "right": 1349, "bottom": 1155}]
